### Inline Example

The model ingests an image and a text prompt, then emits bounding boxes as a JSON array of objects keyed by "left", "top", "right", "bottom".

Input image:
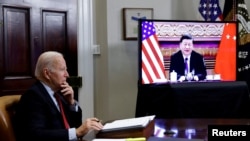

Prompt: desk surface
[
  {"left": 152, "top": 118, "right": 250, "bottom": 141},
  {"left": 136, "top": 81, "right": 250, "bottom": 118}
]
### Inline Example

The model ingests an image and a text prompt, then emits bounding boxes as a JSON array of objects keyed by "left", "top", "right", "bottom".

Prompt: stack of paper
[{"left": 101, "top": 115, "right": 155, "bottom": 132}]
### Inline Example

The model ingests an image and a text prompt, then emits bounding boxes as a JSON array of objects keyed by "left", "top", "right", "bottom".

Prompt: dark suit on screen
[
  {"left": 14, "top": 81, "right": 82, "bottom": 141},
  {"left": 169, "top": 50, "right": 207, "bottom": 81}
]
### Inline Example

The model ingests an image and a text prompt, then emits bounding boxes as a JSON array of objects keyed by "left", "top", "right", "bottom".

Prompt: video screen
[{"left": 138, "top": 19, "right": 237, "bottom": 84}]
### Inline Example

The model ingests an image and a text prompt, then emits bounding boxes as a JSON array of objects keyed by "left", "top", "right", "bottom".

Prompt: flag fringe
[
  {"left": 224, "top": 10, "right": 236, "bottom": 21},
  {"left": 239, "top": 34, "right": 250, "bottom": 46}
]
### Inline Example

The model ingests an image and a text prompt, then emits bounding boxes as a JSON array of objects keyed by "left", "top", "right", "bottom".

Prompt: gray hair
[{"left": 34, "top": 51, "right": 63, "bottom": 80}]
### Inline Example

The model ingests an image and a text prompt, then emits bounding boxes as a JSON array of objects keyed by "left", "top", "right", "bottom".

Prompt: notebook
[{"left": 101, "top": 115, "right": 155, "bottom": 132}]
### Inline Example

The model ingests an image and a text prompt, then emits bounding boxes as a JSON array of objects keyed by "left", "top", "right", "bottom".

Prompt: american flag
[
  {"left": 141, "top": 21, "right": 166, "bottom": 84},
  {"left": 198, "top": 0, "right": 222, "bottom": 21}
]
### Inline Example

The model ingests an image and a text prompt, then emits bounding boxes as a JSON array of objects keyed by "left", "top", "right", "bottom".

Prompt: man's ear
[{"left": 43, "top": 68, "right": 50, "bottom": 80}]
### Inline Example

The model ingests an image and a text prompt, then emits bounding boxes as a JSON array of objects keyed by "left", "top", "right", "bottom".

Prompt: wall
[
  {"left": 92, "top": 0, "right": 250, "bottom": 122},
  {"left": 93, "top": 0, "right": 172, "bottom": 122}
]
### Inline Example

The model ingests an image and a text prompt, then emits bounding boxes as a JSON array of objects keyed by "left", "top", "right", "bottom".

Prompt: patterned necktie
[
  {"left": 54, "top": 93, "right": 70, "bottom": 129},
  {"left": 185, "top": 58, "right": 188, "bottom": 74}
]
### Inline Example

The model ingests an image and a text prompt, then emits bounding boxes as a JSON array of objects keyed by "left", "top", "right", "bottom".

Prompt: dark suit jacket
[
  {"left": 169, "top": 50, "right": 207, "bottom": 80},
  {"left": 14, "top": 81, "right": 82, "bottom": 141}
]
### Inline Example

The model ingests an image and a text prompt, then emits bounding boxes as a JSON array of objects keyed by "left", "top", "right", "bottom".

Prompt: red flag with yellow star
[{"left": 214, "top": 23, "right": 236, "bottom": 81}]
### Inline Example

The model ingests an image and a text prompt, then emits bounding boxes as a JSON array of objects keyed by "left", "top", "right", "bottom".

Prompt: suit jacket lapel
[{"left": 36, "top": 81, "right": 61, "bottom": 113}]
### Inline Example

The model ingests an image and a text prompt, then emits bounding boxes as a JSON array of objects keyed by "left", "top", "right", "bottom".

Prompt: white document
[{"left": 101, "top": 115, "right": 155, "bottom": 132}]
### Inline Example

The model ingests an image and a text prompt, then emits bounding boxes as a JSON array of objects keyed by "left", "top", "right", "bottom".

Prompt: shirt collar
[
  {"left": 183, "top": 55, "right": 190, "bottom": 60},
  {"left": 40, "top": 81, "right": 54, "bottom": 97}
]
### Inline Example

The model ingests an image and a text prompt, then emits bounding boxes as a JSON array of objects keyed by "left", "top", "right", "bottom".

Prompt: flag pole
[
  {"left": 206, "top": 0, "right": 209, "bottom": 21},
  {"left": 233, "top": 0, "right": 236, "bottom": 21}
]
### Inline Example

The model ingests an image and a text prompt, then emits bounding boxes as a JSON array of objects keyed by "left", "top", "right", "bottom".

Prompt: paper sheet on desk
[{"left": 101, "top": 115, "right": 155, "bottom": 132}]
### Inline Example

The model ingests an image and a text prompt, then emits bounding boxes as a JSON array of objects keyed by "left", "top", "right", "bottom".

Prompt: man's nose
[
  {"left": 185, "top": 45, "right": 190, "bottom": 48},
  {"left": 65, "top": 71, "right": 69, "bottom": 77}
]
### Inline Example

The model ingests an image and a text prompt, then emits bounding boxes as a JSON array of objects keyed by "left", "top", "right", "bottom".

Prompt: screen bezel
[{"left": 138, "top": 19, "right": 238, "bottom": 86}]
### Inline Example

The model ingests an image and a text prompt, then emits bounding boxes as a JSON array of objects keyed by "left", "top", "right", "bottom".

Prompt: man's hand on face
[{"left": 60, "top": 82, "right": 75, "bottom": 105}]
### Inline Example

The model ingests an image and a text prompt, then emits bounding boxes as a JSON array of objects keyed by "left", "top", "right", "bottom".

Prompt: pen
[{"left": 96, "top": 119, "right": 102, "bottom": 123}]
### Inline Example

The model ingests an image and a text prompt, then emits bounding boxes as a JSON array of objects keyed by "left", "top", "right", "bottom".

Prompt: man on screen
[{"left": 169, "top": 34, "right": 207, "bottom": 82}]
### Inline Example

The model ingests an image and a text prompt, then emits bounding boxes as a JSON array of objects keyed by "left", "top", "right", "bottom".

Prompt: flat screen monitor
[{"left": 138, "top": 19, "right": 237, "bottom": 85}]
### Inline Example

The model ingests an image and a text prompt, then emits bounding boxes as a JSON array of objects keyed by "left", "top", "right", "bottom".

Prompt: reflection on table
[
  {"left": 136, "top": 81, "right": 250, "bottom": 118},
  {"left": 152, "top": 118, "right": 250, "bottom": 141}
]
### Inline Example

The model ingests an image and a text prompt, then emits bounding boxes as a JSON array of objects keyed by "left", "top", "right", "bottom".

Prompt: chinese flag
[{"left": 214, "top": 23, "right": 236, "bottom": 81}]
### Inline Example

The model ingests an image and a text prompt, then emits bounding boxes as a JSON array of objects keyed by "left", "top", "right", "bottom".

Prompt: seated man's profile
[{"left": 169, "top": 34, "right": 207, "bottom": 82}]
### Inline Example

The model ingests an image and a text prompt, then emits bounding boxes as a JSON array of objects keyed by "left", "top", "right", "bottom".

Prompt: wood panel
[
  {"left": 0, "top": 0, "right": 78, "bottom": 97},
  {"left": 0, "top": 6, "right": 35, "bottom": 95}
]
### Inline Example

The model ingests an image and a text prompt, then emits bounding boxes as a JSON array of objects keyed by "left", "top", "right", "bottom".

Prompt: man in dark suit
[
  {"left": 169, "top": 34, "right": 207, "bottom": 81},
  {"left": 14, "top": 51, "right": 103, "bottom": 141}
]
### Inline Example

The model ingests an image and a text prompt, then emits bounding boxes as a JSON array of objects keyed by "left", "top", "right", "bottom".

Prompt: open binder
[{"left": 96, "top": 115, "right": 155, "bottom": 139}]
